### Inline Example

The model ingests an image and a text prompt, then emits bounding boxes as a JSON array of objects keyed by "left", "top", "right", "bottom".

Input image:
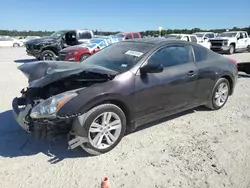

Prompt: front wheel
[
  {"left": 41, "top": 50, "right": 57, "bottom": 61},
  {"left": 205, "top": 78, "right": 230, "bottom": 110},
  {"left": 75, "top": 104, "right": 126, "bottom": 155},
  {"left": 79, "top": 54, "right": 90, "bottom": 62},
  {"left": 228, "top": 45, "right": 235, "bottom": 54}
]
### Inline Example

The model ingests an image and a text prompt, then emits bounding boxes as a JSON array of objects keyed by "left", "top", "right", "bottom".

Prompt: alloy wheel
[
  {"left": 43, "top": 53, "right": 55, "bottom": 60},
  {"left": 213, "top": 82, "right": 229, "bottom": 107},
  {"left": 88, "top": 112, "right": 122, "bottom": 149}
]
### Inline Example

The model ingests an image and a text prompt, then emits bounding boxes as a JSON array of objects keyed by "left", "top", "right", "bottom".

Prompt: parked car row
[
  {"left": 164, "top": 31, "right": 250, "bottom": 54},
  {"left": 23, "top": 30, "right": 142, "bottom": 61},
  {"left": 0, "top": 36, "right": 24, "bottom": 47},
  {"left": 59, "top": 37, "right": 115, "bottom": 62}
]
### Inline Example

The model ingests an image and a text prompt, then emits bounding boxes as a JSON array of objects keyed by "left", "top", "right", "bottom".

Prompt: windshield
[
  {"left": 218, "top": 32, "right": 237, "bottom": 37},
  {"left": 50, "top": 30, "right": 66, "bottom": 38},
  {"left": 115, "top": 33, "right": 125, "bottom": 38},
  {"left": 81, "top": 42, "right": 154, "bottom": 73},
  {"left": 193, "top": 33, "right": 204, "bottom": 38}
]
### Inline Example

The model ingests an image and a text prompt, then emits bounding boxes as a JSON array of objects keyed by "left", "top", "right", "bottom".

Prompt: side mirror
[{"left": 140, "top": 62, "right": 163, "bottom": 74}]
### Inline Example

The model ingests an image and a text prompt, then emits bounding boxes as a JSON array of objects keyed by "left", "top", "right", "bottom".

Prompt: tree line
[{"left": 0, "top": 26, "right": 249, "bottom": 37}]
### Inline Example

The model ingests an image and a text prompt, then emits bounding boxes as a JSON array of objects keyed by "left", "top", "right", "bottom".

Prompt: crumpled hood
[
  {"left": 18, "top": 61, "right": 118, "bottom": 88},
  {"left": 25, "top": 36, "right": 57, "bottom": 45}
]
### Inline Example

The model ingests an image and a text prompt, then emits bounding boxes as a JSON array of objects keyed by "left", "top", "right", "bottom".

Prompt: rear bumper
[{"left": 12, "top": 97, "right": 32, "bottom": 132}]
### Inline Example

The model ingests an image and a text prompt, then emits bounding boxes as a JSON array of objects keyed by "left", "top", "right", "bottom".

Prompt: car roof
[
  {"left": 222, "top": 31, "right": 242, "bottom": 33},
  {"left": 122, "top": 38, "right": 192, "bottom": 46},
  {"left": 193, "top": 32, "right": 205, "bottom": 33}
]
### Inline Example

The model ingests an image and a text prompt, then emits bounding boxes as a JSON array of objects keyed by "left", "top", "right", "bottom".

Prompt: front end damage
[{"left": 12, "top": 61, "right": 117, "bottom": 150}]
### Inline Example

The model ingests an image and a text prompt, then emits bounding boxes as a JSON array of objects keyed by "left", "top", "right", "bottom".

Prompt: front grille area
[
  {"left": 59, "top": 52, "right": 67, "bottom": 60},
  {"left": 25, "top": 44, "right": 33, "bottom": 51},
  {"left": 25, "top": 44, "right": 41, "bottom": 51},
  {"left": 210, "top": 40, "right": 223, "bottom": 47}
]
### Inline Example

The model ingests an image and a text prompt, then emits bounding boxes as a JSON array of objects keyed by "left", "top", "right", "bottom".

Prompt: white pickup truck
[
  {"left": 209, "top": 31, "right": 250, "bottom": 54},
  {"left": 164, "top": 33, "right": 211, "bottom": 49}
]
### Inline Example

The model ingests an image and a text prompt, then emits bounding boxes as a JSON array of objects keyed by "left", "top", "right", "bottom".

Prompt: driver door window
[{"left": 148, "top": 45, "right": 193, "bottom": 68}]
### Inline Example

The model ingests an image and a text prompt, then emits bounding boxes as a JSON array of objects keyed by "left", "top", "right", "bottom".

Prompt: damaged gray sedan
[{"left": 12, "top": 38, "right": 238, "bottom": 155}]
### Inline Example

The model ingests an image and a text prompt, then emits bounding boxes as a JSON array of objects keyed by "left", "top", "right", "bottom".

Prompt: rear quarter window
[
  {"left": 190, "top": 36, "right": 197, "bottom": 43},
  {"left": 192, "top": 45, "right": 207, "bottom": 62}
]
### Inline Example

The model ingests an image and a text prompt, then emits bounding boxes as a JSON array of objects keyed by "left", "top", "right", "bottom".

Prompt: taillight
[{"left": 229, "top": 58, "right": 238, "bottom": 67}]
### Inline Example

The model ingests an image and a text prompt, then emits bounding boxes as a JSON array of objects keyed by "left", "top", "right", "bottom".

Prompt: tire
[
  {"left": 247, "top": 45, "right": 250, "bottom": 52},
  {"left": 80, "top": 54, "right": 90, "bottom": 62},
  {"left": 205, "top": 78, "right": 230, "bottom": 110},
  {"left": 41, "top": 50, "right": 57, "bottom": 61},
  {"left": 13, "top": 43, "right": 20, "bottom": 47},
  {"left": 228, "top": 44, "right": 235, "bottom": 54},
  {"left": 75, "top": 104, "right": 126, "bottom": 155}
]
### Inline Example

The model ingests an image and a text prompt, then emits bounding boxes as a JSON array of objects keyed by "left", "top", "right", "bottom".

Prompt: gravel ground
[{"left": 0, "top": 47, "right": 250, "bottom": 188}]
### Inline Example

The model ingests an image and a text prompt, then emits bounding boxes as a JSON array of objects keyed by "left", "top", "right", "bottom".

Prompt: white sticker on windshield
[{"left": 125, "top": 50, "right": 143, "bottom": 57}]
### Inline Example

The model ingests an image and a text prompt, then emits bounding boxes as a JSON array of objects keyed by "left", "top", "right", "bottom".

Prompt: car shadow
[
  {"left": 14, "top": 59, "right": 37, "bottom": 63},
  {"left": 238, "top": 62, "right": 250, "bottom": 75},
  {"left": 238, "top": 73, "right": 250, "bottom": 78},
  {"left": 0, "top": 110, "right": 89, "bottom": 163},
  {"left": 133, "top": 106, "right": 208, "bottom": 133}
]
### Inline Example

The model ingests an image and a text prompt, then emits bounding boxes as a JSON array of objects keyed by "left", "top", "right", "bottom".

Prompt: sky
[{"left": 0, "top": 0, "right": 249, "bottom": 32}]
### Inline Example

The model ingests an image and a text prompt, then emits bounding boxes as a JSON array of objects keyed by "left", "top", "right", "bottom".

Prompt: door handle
[{"left": 187, "top": 70, "right": 195, "bottom": 77}]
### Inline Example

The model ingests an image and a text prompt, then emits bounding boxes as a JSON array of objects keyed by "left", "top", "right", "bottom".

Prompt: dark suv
[{"left": 25, "top": 30, "right": 94, "bottom": 60}]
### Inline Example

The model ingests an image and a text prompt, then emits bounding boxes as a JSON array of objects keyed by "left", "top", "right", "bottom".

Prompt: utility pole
[{"left": 158, "top": 26, "right": 163, "bottom": 37}]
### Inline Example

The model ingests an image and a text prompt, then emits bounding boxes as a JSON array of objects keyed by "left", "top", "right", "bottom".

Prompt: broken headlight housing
[{"left": 30, "top": 92, "right": 78, "bottom": 119}]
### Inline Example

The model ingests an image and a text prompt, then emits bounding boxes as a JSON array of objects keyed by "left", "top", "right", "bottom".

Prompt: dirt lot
[{"left": 0, "top": 47, "right": 250, "bottom": 188}]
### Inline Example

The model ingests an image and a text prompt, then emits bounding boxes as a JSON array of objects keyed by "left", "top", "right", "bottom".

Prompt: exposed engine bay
[
  {"left": 15, "top": 65, "right": 115, "bottom": 140},
  {"left": 20, "top": 71, "right": 113, "bottom": 102}
]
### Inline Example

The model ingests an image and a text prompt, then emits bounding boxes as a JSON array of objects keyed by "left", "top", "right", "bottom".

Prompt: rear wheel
[
  {"left": 13, "top": 43, "right": 20, "bottom": 47},
  {"left": 41, "top": 50, "right": 57, "bottom": 61},
  {"left": 247, "top": 45, "right": 250, "bottom": 52},
  {"left": 74, "top": 104, "right": 126, "bottom": 155},
  {"left": 228, "top": 44, "right": 235, "bottom": 54},
  {"left": 80, "top": 54, "right": 90, "bottom": 62},
  {"left": 205, "top": 78, "right": 230, "bottom": 110}
]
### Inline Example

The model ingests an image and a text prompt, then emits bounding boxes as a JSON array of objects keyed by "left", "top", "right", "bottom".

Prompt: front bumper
[
  {"left": 26, "top": 50, "right": 41, "bottom": 58},
  {"left": 210, "top": 46, "right": 230, "bottom": 53},
  {"left": 12, "top": 97, "right": 32, "bottom": 132},
  {"left": 59, "top": 53, "right": 78, "bottom": 62}
]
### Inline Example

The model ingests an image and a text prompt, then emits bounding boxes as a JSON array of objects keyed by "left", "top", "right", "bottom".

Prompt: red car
[
  {"left": 115, "top": 32, "right": 142, "bottom": 40},
  {"left": 59, "top": 38, "right": 110, "bottom": 62}
]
